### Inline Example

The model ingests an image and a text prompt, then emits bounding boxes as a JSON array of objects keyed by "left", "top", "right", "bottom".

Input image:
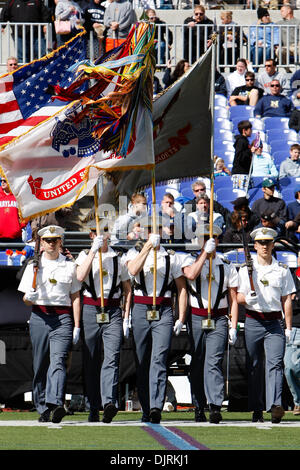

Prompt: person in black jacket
[
  {"left": 0, "top": 0, "right": 51, "bottom": 63},
  {"left": 231, "top": 120, "right": 256, "bottom": 193},
  {"left": 83, "top": 0, "right": 106, "bottom": 59},
  {"left": 146, "top": 9, "right": 173, "bottom": 67},
  {"left": 183, "top": 5, "right": 213, "bottom": 65}
]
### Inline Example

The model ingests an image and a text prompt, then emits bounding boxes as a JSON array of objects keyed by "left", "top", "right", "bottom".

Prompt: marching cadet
[
  {"left": 125, "top": 219, "right": 187, "bottom": 424},
  {"left": 237, "top": 227, "right": 295, "bottom": 423},
  {"left": 75, "top": 222, "right": 132, "bottom": 423},
  {"left": 18, "top": 225, "right": 81, "bottom": 423},
  {"left": 181, "top": 224, "right": 239, "bottom": 424}
]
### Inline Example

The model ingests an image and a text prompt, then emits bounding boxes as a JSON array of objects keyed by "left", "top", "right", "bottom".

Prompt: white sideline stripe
[{"left": 0, "top": 420, "right": 300, "bottom": 427}]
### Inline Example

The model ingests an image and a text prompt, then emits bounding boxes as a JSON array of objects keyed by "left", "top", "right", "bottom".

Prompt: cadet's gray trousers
[
  {"left": 82, "top": 304, "right": 122, "bottom": 411},
  {"left": 188, "top": 314, "right": 228, "bottom": 409},
  {"left": 132, "top": 303, "right": 173, "bottom": 416},
  {"left": 29, "top": 312, "right": 73, "bottom": 415},
  {"left": 245, "top": 317, "right": 285, "bottom": 412}
]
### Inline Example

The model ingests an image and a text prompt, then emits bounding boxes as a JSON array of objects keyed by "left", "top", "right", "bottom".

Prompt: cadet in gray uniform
[
  {"left": 181, "top": 224, "right": 239, "bottom": 424},
  {"left": 76, "top": 224, "right": 132, "bottom": 423},
  {"left": 18, "top": 225, "right": 81, "bottom": 423},
  {"left": 125, "top": 228, "right": 187, "bottom": 424},
  {"left": 237, "top": 227, "right": 295, "bottom": 423}
]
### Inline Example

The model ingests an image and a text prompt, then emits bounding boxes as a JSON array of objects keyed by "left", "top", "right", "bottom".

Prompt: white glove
[
  {"left": 25, "top": 289, "right": 39, "bottom": 303},
  {"left": 204, "top": 238, "right": 216, "bottom": 254},
  {"left": 123, "top": 318, "right": 130, "bottom": 338},
  {"left": 91, "top": 235, "right": 104, "bottom": 253},
  {"left": 285, "top": 329, "right": 292, "bottom": 342},
  {"left": 245, "top": 291, "right": 258, "bottom": 306},
  {"left": 173, "top": 320, "right": 183, "bottom": 336},
  {"left": 228, "top": 327, "right": 237, "bottom": 346},
  {"left": 73, "top": 327, "right": 80, "bottom": 344},
  {"left": 149, "top": 233, "right": 160, "bottom": 248}
]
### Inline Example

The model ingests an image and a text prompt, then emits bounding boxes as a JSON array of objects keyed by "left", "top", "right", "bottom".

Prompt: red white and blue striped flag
[{"left": 0, "top": 31, "right": 87, "bottom": 148}]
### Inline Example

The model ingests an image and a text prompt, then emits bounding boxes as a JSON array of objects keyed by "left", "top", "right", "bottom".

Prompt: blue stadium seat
[
  {"left": 270, "top": 140, "right": 294, "bottom": 155},
  {"left": 267, "top": 129, "right": 298, "bottom": 144},
  {"left": 223, "top": 151, "right": 235, "bottom": 165},
  {"left": 281, "top": 188, "right": 296, "bottom": 203},
  {"left": 214, "top": 130, "right": 234, "bottom": 142},
  {"left": 214, "top": 106, "right": 229, "bottom": 119},
  {"left": 280, "top": 176, "right": 300, "bottom": 189},
  {"left": 215, "top": 187, "right": 237, "bottom": 202},
  {"left": 214, "top": 141, "right": 235, "bottom": 153},
  {"left": 213, "top": 176, "right": 232, "bottom": 191},
  {"left": 215, "top": 94, "right": 228, "bottom": 107},
  {"left": 251, "top": 176, "right": 265, "bottom": 188},
  {"left": 214, "top": 117, "right": 232, "bottom": 130},
  {"left": 263, "top": 117, "right": 290, "bottom": 130},
  {"left": 273, "top": 150, "right": 289, "bottom": 166},
  {"left": 229, "top": 105, "right": 254, "bottom": 121}
]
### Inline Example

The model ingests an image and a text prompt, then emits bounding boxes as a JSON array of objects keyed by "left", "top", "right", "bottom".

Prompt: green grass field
[{"left": 0, "top": 411, "right": 299, "bottom": 451}]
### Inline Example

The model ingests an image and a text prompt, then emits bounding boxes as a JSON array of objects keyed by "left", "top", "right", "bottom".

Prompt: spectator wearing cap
[
  {"left": 228, "top": 196, "right": 260, "bottom": 231},
  {"left": 251, "top": 138, "right": 278, "bottom": 178},
  {"left": 279, "top": 144, "right": 300, "bottom": 179},
  {"left": 254, "top": 79, "right": 294, "bottom": 118},
  {"left": 251, "top": 178, "right": 288, "bottom": 226},
  {"left": 254, "top": 210, "right": 285, "bottom": 238},
  {"left": 250, "top": 8, "right": 279, "bottom": 72}
]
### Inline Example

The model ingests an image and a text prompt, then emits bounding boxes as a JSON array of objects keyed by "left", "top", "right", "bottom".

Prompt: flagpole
[
  {"left": 151, "top": 167, "right": 157, "bottom": 310},
  {"left": 93, "top": 184, "right": 105, "bottom": 315},
  {"left": 203, "top": 35, "right": 217, "bottom": 331}
]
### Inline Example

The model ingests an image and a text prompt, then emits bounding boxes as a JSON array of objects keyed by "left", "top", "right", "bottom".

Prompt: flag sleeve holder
[{"left": 94, "top": 185, "right": 109, "bottom": 323}]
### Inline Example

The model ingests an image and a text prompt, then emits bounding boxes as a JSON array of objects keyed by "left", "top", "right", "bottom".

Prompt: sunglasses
[
  {"left": 265, "top": 64, "right": 273, "bottom": 67},
  {"left": 43, "top": 237, "right": 60, "bottom": 243},
  {"left": 194, "top": 188, "right": 205, "bottom": 192},
  {"left": 245, "top": 78, "right": 254, "bottom": 81},
  {"left": 195, "top": 12, "right": 204, "bottom": 15},
  {"left": 270, "top": 84, "right": 280, "bottom": 87}
]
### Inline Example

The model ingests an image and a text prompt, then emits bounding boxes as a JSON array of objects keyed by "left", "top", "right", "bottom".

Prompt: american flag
[{"left": 0, "top": 32, "right": 87, "bottom": 148}]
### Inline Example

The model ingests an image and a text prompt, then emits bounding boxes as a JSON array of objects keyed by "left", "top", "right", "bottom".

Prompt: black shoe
[
  {"left": 38, "top": 409, "right": 51, "bottom": 422},
  {"left": 209, "top": 405, "right": 222, "bottom": 424},
  {"left": 51, "top": 405, "right": 66, "bottom": 423},
  {"left": 149, "top": 408, "right": 161, "bottom": 424},
  {"left": 102, "top": 403, "right": 118, "bottom": 423},
  {"left": 252, "top": 411, "right": 264, "bottom": 423},
  {"left": 271, "top": 405, "right": 285, "bottom": 424},
  {"left": 195, "top": 408, "right": 207, "bottom": 422},
  {"left": 141, "top": 413, "right": 150, "bottom": 423},
  {"left": 88, "top": 410, "right": 100, "bottom": 422}
]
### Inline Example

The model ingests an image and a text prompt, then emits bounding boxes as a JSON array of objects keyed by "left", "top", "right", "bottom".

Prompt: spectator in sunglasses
[{"left": 254, "top": 79, "right": 294, "bottom": 118}]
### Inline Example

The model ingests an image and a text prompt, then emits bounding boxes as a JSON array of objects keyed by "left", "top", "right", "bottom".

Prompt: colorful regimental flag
[
  {"left": 0, "top": 24, "right": 155, "bottom": 220},
  {"left": 113, "top": 46, "right": 213, "bottom": 196}
]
